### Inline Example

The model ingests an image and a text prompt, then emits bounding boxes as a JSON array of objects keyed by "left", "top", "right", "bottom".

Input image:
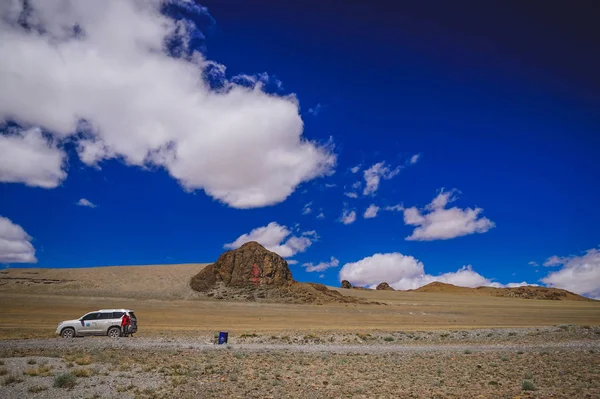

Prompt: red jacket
[{"left": 121, "top": 314, "right": 130, "bottom": 326}]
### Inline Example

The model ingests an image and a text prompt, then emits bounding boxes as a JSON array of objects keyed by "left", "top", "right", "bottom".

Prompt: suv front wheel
[
  {"left": 107, "top": 327, "right": 121, "bottom": 338},
  {"left": 60, "top": 328, "right": 75, "bottom": 338}
]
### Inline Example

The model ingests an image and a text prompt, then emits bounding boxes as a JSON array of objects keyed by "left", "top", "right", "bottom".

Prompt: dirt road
[{"left": 1, "top": 336, "right": 599, "bottom": 354}]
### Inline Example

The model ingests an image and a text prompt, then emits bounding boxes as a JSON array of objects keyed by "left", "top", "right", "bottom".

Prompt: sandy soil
[{"left": 0, "top": 264, "right": 207, "bottom": 300}]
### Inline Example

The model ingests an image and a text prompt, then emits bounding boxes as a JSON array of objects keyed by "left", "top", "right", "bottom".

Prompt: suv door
[
  {"left": 98, "top": 312, "right": 114, "bottom": 335},
  {"left": 79, "top": 312, "right": 101, "bottom": 335}
]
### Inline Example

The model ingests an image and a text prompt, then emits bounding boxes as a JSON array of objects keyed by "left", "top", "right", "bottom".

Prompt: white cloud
[
  {"left": 339, "top": 252, "right": 530, "bottom": 290},
  {"left": 344, "top": 192, "right": 358, "bottom": 199},
  {"left": 541, "top": 248, "right": 600, "bottom": 299},
  {"left": 543, "top": 256, "right": 565, "bottom": 267},
  {"left": 0, "top": 216, "right": 37, "bottom": 263},
  {"left": 351, "top": 181, "right": 361, "bottom": 189},
  {"left": 286, "top": 259, "right": 298, "bottom": 265},
  {"left": 308, "top": 103, "right": 323, "bottom": 116},
  {"left": 324, "top": 183, "right": 336, "bottom": 188},
  {"left": 0, "top": 127, "right": 67, "bottom": 188},
  {"left": 319, "top": 273, "right": 325, "bottom": 278},
  {"left": 350, "top": 165, "right": 361, "bottom": 174},
  {"left": 528, "top": 261, "right": 538, "bottom": 267},
  {"left": 223, "top": 222, "right": 315, "bottom": 258},
  {"left": 302, "top": 230, "right": 319, "bottom": 239},
  {"left": 384, "top": 204, "right": 404, "bottom": 212},
  {"left": 302, "top": 202, "right": 312, "bottom": 215},
  {"left": 0, "top": 0, "right": 335, "bottom": 209},
  {"left": 402, "top": 189, "right": 495, "bottom": 241},
  {"left": 363, "top": 162, "right": 400, "bottom": 196},
  {"left": 339, "top": 209, "right": 356, "bottom": 225},
  {"left": 316, "top": 212, "right": 325, "bottom": 219},
  {"left": 363, "top": 204, "right": 379, "bottom": 219},
  {"left": 303, "top": 256, "right": 339, "bottom": 273},
  {"left": 76, "top": 198, "right": 97, "bottom": 208},
  {"left": 410, "top": 153, "right": 420, "bottom": 164},
  {"left": 488, "top": 281, "right": 536, "bottom": 288}
]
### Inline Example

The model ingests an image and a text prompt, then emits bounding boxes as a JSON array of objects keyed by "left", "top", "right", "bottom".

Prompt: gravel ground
[
  {"left": 1, "top": 326, "right": 598, "bottom": 398},
  {"left": 1, "top": 336, "right": 599, "bottom": 354}
]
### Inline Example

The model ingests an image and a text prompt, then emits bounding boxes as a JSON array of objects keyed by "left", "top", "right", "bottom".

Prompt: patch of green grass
[
  {"left": 239, "top": 333, "right": 259, "bottom": 338},
  {"left": 508, "top": 332, "right": 517, "bottom": 336},
  {"left": 522, "top": 380, "right": 537, "bottom": 391},
  {"left": 440, "top": 333, "right": 449, "bottom": 338},
  {"left": 74, "top": 355, "right": 92, "bottom": 365},
  {"left": 501, "top": 356, "right": 509, "bottom": 361},
  {"left": 463, "top": 350, "right": 472, "bottom": 354},
  {"left": 23, "top": 365, "right": 52, "bottom": 377},
  {"left": 383, "top": 336, "right": 395, "bottom": 342},
  {"left": 3, "top": 373, "right": 24, "bottom": 386},
  {"left": 558, "top": 324, "right": 570, "bottom": 331},
  {"left": 27, "top": 359, "right": 36, "bottom": 365},
  {"left": 28, "top": 385, "right": 48, "bottom": 393},
  {"left": 72, "top": 368, "right": 92, "bottom": 377},
  {"left": 488, "top": 380, "right": 499, "bottom": 386},
  {"left": 524, "top": 371, "right": 533, "bottom": 379},
  {"left": 54, "top": 372, "right": 77, "bottom": 389}
]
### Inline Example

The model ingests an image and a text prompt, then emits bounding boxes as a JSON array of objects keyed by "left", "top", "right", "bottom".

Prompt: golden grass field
[{"left": 1, "top": 264, "right": 599, "bottom": 339}]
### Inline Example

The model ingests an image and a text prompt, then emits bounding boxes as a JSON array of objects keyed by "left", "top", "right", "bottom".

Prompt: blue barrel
[{"left": 218, "top": 331, "right": 228, "bottom": 344}]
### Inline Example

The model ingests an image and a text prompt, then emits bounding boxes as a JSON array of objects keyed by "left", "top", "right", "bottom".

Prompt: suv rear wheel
[
  {"left": 60, "top": 328, "right": 75, "bottom": 338},
  {"left": 107, "top": 326, "right": 121, "bottom": 338}
]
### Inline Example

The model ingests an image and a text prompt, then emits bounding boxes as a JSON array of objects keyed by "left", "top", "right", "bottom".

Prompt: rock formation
[
  {"left": 190, "top": 241, "right": 374, "bottom": 305},
  {"left": 376, "top": 282, "right": 394, "bottom": 291},
  {"left": 341, "top": 280, "right": 352, "bottom": 289},
  {"left": 190, "top": 241, "right": 292, "bottom": 292}
]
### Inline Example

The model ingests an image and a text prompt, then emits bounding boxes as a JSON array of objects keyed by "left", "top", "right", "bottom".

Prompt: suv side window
[
  {"left": 113, "top": 312, "right": 124, "bottom": 319},
  {"left": 81, "top": 313, "right": 100, "bottom": 321},
  {"left": 99, "top": 313, "right": 113, "bottom": 320}
]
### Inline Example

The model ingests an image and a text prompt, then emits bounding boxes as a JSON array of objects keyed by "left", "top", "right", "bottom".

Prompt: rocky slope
[
  {"left": 190, "top": 242, "right": 373, "bottom": 305},
  {"left": 411, "top": 281, "right": 593, "bottom": 301},
  {"left": 376, "top": 282, "right": 394, "bottom": 291}
]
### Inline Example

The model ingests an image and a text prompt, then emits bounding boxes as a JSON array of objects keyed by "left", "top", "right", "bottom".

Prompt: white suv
[{"left": 55, "top": 309, "right": 137, "bottom": 338}]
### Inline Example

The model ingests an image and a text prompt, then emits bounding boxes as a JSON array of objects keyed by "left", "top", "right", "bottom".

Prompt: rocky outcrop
[
  {"left": 190, "top": 242, "right": 375, "bottom": 305},
  {"left": 190, "top": 241, "right": 293, "bottom": 292},
  {"left": 341, "top": 280, "right": 352, "bottom": 289},
  {"left": 376, "top": 282, "right": 394, "bottom": 291}
]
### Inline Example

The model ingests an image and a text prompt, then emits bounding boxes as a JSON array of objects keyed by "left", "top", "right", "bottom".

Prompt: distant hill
[
  {"left": 410, "top": 281, "right": 592, "bottom": 301},
  {"left": 0, "top": 263, "right": 208, "bottom": 300}
]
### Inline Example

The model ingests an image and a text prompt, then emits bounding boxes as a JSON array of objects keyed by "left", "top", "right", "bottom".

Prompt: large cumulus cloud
[{"left": 0, "top": 0, "right": 335, "bottom": 208}]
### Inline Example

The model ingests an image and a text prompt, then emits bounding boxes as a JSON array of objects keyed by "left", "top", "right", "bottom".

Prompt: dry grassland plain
[
  {"left": 1, "top": 264, "right": 599, "bottom": 338},
  {"left": 1, "top": 265, "right": 599, "bottom": 398}
]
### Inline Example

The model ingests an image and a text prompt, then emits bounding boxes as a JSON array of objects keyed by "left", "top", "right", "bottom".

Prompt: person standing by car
[{"left": 121, "top": 312, "right": 130, "bottom": 337}]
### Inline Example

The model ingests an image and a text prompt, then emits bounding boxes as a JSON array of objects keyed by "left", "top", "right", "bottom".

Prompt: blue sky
[{"left": 0, "top": 1, "right": 599, "bottom": 298}]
